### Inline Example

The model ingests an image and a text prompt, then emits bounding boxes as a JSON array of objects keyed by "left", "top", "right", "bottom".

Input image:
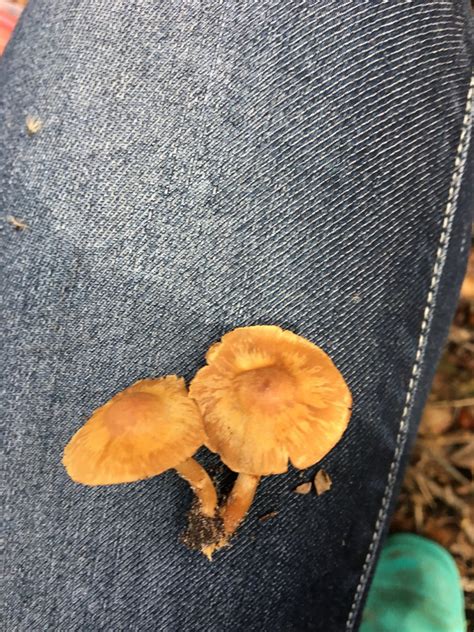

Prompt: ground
[{"left": 391, "top": 245, "right": 474, "bottom": 627}]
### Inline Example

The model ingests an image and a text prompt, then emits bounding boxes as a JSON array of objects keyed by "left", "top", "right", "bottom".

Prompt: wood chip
[
  {"left": 258, "top": 511, "right": 277, "bottom": 523},
  {"left": 314, "top": 469, "right": 332, "bottom": 495},
  {"left": 6, "top": 215, "right": 28, "bottom": 230},
  {"left": 294, "top": 482, "right": 311, "bottom": 495}
]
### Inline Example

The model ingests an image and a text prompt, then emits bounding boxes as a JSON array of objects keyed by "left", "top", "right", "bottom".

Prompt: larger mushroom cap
[
  {"left": 63, "top": 376, "right": 206, "bottom": 485},
  {"left": 189, "top": 325, "right": 352, "bottom": 476}
]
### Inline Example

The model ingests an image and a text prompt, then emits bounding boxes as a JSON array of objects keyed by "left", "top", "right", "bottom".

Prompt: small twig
[
  {"left": 419, "top": 432, "right": 473, "bottom": 446},
  {"left": 413, "top": 497, "right": 424, "bottom": 532},
  {"left": 404, "top": 467, "right": 418, "bottom": 490},
  {"left": 413, "top": 472, "right": 435, "bottom": 506},
  {"left": 430, "top": 397, "right": 474, "bottom": 408},
  {"left": 425, "top": 445, "right": 471, "bottom": 485},
  {"left": 461, "top": 518, "right": 474, "bottom": 547},
  {"left": 425, "top": 479, "right": 470, "bottom": 515},
  {"left": 258, "top": 511, "right": 278, "bottom": 523}
]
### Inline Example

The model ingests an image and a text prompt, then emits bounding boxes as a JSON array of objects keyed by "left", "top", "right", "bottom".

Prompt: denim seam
[{"left": 345, "top": 74, "right": 474, "bottom": 631}]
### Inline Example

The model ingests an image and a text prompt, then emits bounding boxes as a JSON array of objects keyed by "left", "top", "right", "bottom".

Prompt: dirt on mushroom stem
[{"left": 181, "top": 500, "right": 224, "bottom": 554}]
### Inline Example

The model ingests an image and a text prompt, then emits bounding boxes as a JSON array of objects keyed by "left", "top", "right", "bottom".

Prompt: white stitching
[{"left": 345, "top": 74, "right": 474, "bottom": 630}]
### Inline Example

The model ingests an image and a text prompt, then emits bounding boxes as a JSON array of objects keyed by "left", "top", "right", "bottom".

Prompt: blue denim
[{"left": 1, "top": 1, "right": 473, "bottom": 630}]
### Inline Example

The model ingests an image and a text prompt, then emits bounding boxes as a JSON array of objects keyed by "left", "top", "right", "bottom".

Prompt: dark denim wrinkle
[{"left": 1, "top": 1, "right": 473, "bottom": 631}]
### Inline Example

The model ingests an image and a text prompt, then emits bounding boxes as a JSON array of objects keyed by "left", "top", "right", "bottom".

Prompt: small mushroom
[
  {"left": 189, "top": 325, "right": 352, "bottom": 547},
  {"left": 63, "top": 376, "right": 217, "bottom": 517}
]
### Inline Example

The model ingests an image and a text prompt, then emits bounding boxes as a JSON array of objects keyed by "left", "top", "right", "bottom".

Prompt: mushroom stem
[
  {"left": 175, "top": 458, "right": 218, "bottom": 517},
  {"left": 222, "top": 473, "right": 261, "bottom": 537}
]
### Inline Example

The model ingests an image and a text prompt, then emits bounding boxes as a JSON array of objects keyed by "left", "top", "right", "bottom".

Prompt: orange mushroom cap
[
  {"left": 189, "top": 325, "right": 352, "bottom": 476},
  {"left": 63, "top": 376, "right": 206, "bottom": 485}
]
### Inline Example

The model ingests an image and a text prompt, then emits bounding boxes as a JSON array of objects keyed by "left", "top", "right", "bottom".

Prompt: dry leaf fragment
[
  {"left": 461, "top": 577, "right": 474, "bottom": 593},
  {"left": 294, "top": 482, "right": 311, "bottom": 495},
  {"left": 419, "top": 404, "right": 454, "bottom": 435},
  {"left": 458, "top": 407, "right": 474, "bottom": 431},
  {"left": 423, "top": 517, "right": 458, "bottom": 548},
  {"left": 26, "top": 115, "right": 42, "bottom": 135},
  {"left": 314, "top": 469, "right": 332, "bottom": 495},
  {"left": 6, "top": 215, "right": 28, "bottom": 230},
  {"left": 460, "top": 248, "right": 474, "bottom": 300},
  {"left": 448, "top": 326, "right": 472, "bottom": 345}
]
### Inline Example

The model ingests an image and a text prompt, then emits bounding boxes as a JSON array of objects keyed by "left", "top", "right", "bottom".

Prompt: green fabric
[{"left": 360, "top": 533, "right": 466, "bottom": 632}]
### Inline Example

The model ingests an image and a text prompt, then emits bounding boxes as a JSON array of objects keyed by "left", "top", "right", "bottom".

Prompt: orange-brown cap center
[
  {"left": 103, "top": 392, "right": 161, "bottom": 435},
  {"left": 233, "top": 365, "right": 296, "bottom": 411}
]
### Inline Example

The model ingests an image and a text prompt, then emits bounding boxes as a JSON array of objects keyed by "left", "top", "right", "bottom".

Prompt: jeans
[{"left": 1, "top": 1, "right": 473, "bottom": 630}]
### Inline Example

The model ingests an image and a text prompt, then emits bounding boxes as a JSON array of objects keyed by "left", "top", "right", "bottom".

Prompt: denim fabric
[{"left": 1, "top": 1, "right": 473, "bottom": 631}]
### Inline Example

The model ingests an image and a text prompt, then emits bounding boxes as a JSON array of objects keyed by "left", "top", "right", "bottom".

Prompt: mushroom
[
  {"left": 62, "top": 376, "right": 217, "bottom": 518},
  {"left": 189, "top": 325, "right": 352, "bottom": 546}
]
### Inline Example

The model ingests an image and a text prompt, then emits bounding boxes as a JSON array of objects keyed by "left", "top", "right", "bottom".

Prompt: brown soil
[{"left": 181, "top": 501, "right": 225, "bottom": 553}]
